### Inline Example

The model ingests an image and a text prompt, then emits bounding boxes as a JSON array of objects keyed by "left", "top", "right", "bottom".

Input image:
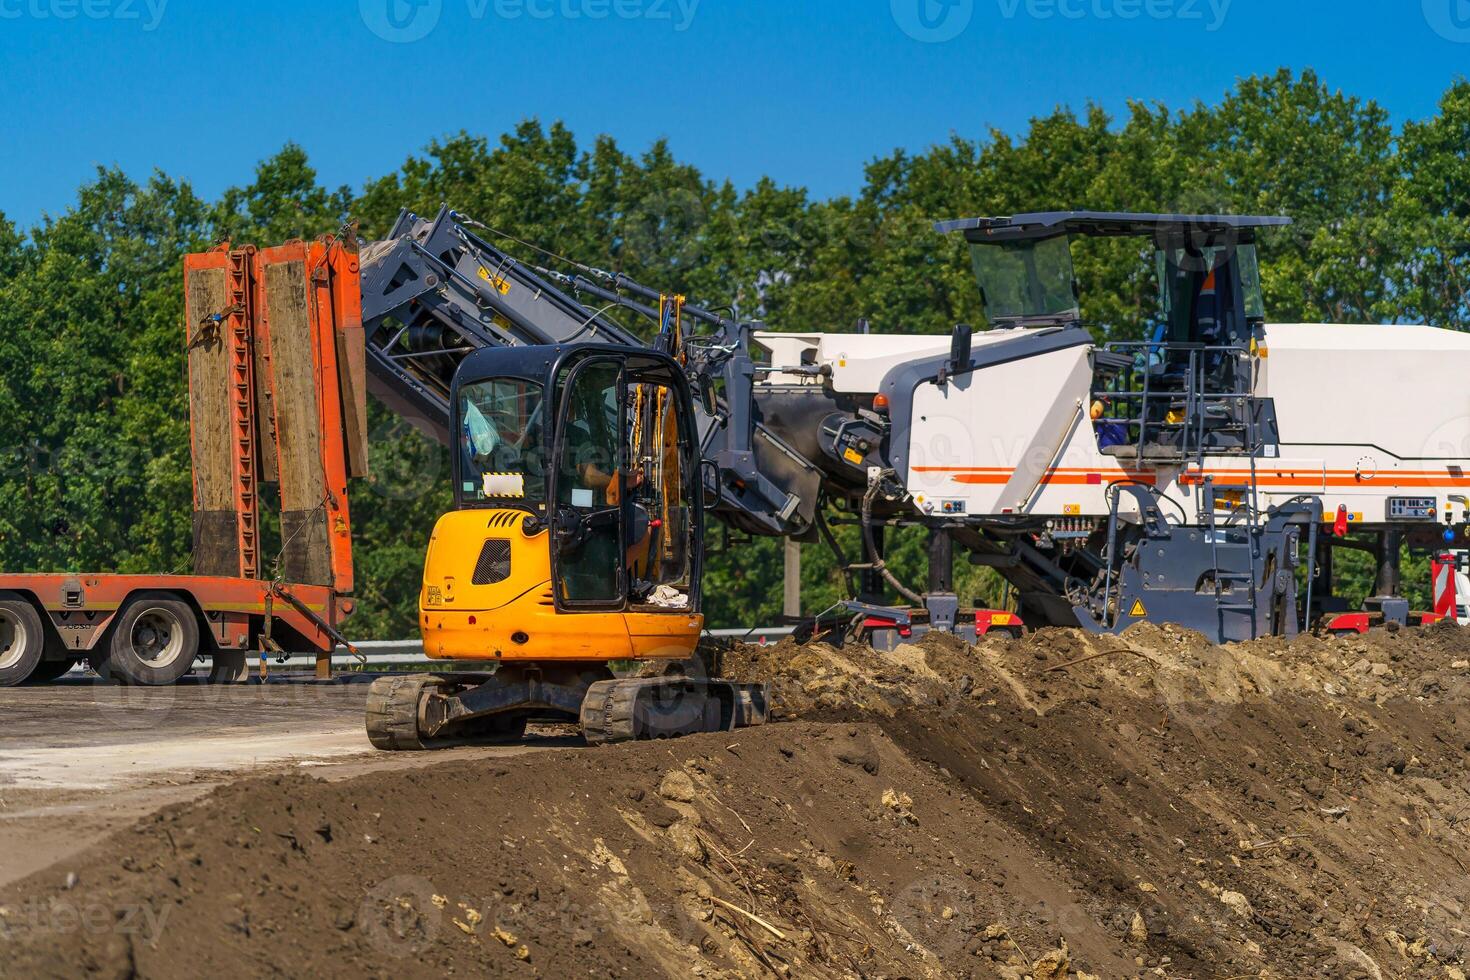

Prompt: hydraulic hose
[{"left": 860, "top": 472, "right": 926, "bottom": 608}]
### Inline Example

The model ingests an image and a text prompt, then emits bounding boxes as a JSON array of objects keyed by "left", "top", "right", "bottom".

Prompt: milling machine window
[
  {"left": 1236, "top": 244, "right": 1265, "bottom": 320},
  {"left": 1155, "top": 243, "right": 1264, "bottom": 342},
  {"left": 969, "top": 235, "right": 1079, "bottom": 326}
]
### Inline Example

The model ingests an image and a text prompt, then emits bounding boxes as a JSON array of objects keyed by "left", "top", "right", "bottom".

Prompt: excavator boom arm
[{"left": 358, "top": 205, "right": 821, "bottom": 537}]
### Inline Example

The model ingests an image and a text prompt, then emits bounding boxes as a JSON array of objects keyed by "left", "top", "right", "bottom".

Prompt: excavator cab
[{"left": 432, "top": 344, "right": 704, "bottom": 644}]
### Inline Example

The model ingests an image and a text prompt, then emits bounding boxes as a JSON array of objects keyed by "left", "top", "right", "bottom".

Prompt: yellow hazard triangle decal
[{"left": 1129, "top": 599, "right": 1147, "bottom": 617}]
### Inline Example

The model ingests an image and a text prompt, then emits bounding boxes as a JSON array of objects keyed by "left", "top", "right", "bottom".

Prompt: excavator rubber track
[
  {"left": 364, "top": 671, "right": 771, "bottom": 751},
  {"left": 579, "top": 676, "right": 771, "bottom": 745}
]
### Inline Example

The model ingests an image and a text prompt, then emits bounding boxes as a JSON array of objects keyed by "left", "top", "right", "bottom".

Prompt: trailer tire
[
  {"left": 101, "top": 596, "right": 200, "bottom": 686},
  {"left": 24, "top": 657, "right": 78, "bottom": 684},
  {"left": 0, "top": 595, "right": 46, "bottom": 687}
]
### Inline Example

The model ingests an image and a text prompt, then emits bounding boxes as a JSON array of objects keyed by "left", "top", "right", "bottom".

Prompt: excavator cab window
[
  {"left": 549, "top": 351, "right": 703, "bottom": 613},
  {"left": 553, "top": 358, "right": 627, "bottom": 607},
  {"left": 626, "top": 380, "right": 693, "bottom": 609},
  {"left": 455, "top": 377, "right": 547, "bottom": 509}
]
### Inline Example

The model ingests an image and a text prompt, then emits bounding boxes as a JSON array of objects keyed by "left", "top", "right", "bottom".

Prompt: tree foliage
[{"left": 0, "top": 70, "right": 1459, "bottom": 633}]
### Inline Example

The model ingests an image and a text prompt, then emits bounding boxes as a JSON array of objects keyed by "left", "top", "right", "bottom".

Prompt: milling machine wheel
[{"left": 365, "top": 674, "right": 444, "bottom": 751}]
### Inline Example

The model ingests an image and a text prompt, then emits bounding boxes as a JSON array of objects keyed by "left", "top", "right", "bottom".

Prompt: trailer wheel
[
  {"left": 101, "top": 596, "right": 200, "bottom": 686},
  {"left": 23, "top": 657, "right": 78, "bottom": 684},
  {"left": 0, "top": 595, "right": 45, "bottom": 687}
]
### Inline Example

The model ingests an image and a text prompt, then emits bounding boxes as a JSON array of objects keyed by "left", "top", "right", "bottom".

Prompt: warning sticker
[
  {"left": 1128, "top": 599, "right": 1147, "bottom": 617},
  {"left": 477, "top": 266, "right": 512, "bottom": 295},
  {"left": 843, "top": 447, "right": 864, "bottom": 465},
  {"left": 483, "top": 472, "right": 526, "bottom": 498}
]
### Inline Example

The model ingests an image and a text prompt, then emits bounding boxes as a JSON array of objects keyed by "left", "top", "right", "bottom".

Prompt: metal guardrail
[
  {"left": 49, "top": 627, "right": 799, "bottom": 677},
  {"left": 265, "top": 627, "right": 799, "bottom": 669}
]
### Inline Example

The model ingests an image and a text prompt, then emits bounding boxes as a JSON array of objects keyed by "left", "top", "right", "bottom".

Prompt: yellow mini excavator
[
  {"left": 358, "top": 208, "right": 811, "bottom": 749},
  {"left": 363, "top": 342, "right": 770, "bottom": 748}
]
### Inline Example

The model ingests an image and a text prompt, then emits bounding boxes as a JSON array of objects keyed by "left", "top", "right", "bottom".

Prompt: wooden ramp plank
[
  {"left": 261, "top": 256, "right": 332, "bottom": 587},
  {"left": 185, "top": 263, "right": 240, "bottom": 578}
]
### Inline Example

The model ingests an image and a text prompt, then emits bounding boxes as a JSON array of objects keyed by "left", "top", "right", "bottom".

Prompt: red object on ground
[{"left": 1322, "top": 612, "right": 1370, "bottom": 635}]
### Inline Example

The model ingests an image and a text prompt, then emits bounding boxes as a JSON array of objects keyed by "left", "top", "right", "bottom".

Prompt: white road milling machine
[
  {"left": 748, "top": 212, "right": 1470, "bottom": 643},
  {"left": 351, "top": 207, "right": 1470, "bottom": 657}
]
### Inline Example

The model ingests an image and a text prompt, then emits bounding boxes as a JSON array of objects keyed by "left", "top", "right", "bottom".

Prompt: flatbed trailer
[
  {"left": 0, "top": 237, "right": 368, "bottom": 686},
  {"left": 0, "top": 574, "right": 354, "bottom": 684}
]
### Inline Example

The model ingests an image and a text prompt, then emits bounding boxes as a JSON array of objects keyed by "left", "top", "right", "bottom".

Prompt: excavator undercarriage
[{"left": 365, "top": 667, "right": 771, "bottom": 750}]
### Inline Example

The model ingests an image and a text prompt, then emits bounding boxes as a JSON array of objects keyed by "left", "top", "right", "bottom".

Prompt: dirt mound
[
  {"left": 0, "top": 722, "right": 1137, "bottom": 979},
  {"left": 3, "top": 624, "right": 1469, "bottom": 979},
  {"left": 725, "top": 624, "right": 1470, "bottom": 978}
]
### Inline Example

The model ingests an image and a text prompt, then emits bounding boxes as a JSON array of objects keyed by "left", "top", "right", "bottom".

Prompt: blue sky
[{"left": 0, "top": 0, "right": 1467, "bottom": 229}]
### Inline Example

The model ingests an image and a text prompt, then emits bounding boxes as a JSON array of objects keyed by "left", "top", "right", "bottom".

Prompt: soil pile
[
  {"left": 3, "top": 623, "right": 1469, "bottom": 979},
  {"left": 726, "top": 622, "right": 1470, "bottom": 978}
]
